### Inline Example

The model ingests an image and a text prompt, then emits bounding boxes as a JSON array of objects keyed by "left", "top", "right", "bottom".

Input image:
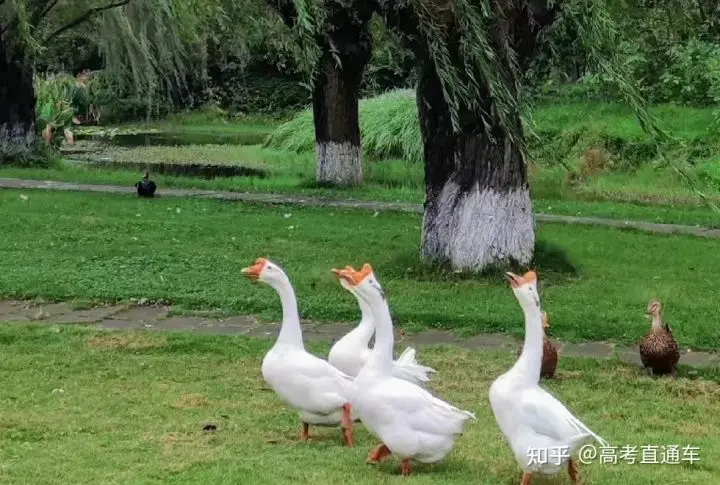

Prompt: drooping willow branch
[
  {"left": 43, "top": 0, "right": 130, "bottom": 43},
  {"left": 563, "top": 0, "right": 719, "bottom": 212},
  {"left": 32, "top": 0, "right": 61, "bottom": 26}
]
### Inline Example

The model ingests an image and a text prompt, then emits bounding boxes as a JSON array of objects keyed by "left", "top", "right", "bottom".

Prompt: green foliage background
[{"left": 5, "top": 0, "right": 719, "bottom": 132}]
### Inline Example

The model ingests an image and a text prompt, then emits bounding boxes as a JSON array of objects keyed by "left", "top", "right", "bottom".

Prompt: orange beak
[
  {"left": 505, "top": 270, "right": 538, "bottom": 288},
  {"left": 506, "top": 272, "right": 523, "bottom": 288},
  {"left": 331, "top": 265, "right": 357, "bottom": 285},
  {"left": 241, "top": 258, "right": 267, "bottom": 281},
  {"left": 331, "top": 263, "right": 373, "bottom": 287}
]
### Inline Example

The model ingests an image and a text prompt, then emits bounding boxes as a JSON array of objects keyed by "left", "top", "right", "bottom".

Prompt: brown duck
[
  {"left": 639, "top": 300, "right": 680, "bottom": 376},
  {"left": 516, "top": 311, "right": 557, "bottom": 379}
]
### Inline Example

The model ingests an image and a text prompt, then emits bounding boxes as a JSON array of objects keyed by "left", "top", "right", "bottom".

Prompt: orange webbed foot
[
  {"left": 367, "top": 444, "right": 392, "bottom": 464},
  {"left": 401, "top": 458, "right": 412, "bottom": 477}
]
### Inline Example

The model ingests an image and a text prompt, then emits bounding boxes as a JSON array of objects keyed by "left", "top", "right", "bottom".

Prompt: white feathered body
[
  {"left": 263, "top": 343, "right": 355, "bottom": 425},
  {"left": 353, "top": 371, "right": 475, "bottom": 463},
  {"left": 329, "top": 333, "right": 434, "bottom": 385},
  {"left": 490, "top": 372, "right": 608, "bottom": 475}
]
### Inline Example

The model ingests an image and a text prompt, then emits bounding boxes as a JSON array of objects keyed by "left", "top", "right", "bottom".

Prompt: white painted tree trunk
[
  {"left": 316, "top": 141, "right": 363, "bottom": 186},
  {"left": 0, "top": 123, "right": 37, "bottom": 160},
  {"left": 422, "top": 181, "right": 535, "bottom": 270}
]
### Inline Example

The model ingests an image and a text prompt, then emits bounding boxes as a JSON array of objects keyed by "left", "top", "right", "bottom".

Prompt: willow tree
[
  {"left": 269, "top": 0, "right": 376, "bottom": 185},
  {"left": 376, "top": 0, "right": 677, "bottom": 271},
  {"left": 376, "top": 0, "right": 558, "bottom": 270},
  {"left": 0, "top": 0, "right": 189, "bottom": 161}
]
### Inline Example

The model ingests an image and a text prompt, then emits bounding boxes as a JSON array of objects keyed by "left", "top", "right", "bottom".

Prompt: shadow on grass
[{"left": 384, "top": 239, "right": 580, "bottom": 285}]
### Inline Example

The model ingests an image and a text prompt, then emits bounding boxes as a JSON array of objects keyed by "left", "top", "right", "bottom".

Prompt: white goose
[
  {"left": 489, "top": 271, "right": 609, "bottom": 484},
  {"left": 329, "top": 264, "right": 435, "bottom": 383},
  {"left": 334, "top": 264, "right": 475, "bottom": 476},
  {"left": 242, "top": 258, "right": 355, "bottom": 446}
]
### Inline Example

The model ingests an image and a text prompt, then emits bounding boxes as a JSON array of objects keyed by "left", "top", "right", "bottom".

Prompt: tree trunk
[
  {"left": 0, "top": 44, "right": 38, "bottom": 163},
  {"left": 266, "top": 0, "right": 374, "bottom": 186},
  {"left": 312, "top": 48, "right": 367, "bottom": 185},
  {"left": 417, "top": 63, "right": 534, "bottom": 271},
  {"left": 381, "top": 0, "right": 559, "bottom": 271},
  {"left": 311, "top": 1, "right": 374, "bottom": 186}
]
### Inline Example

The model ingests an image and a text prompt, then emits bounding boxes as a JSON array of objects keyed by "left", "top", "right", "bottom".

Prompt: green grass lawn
[
  {"left": 0, "top": 324, "right": 717, "bottom": 484},
  {"left": 2, "top": 145, "right": 720, "bottom": 227},
  {"left": 3, "top": 99, "right": 720, "bottom": 227},
  {"left": 529, "top": 101, "right": 718, "bottom": 141},
  {"left": 1, "top": 190, "right": 719, "bottom": 350}
]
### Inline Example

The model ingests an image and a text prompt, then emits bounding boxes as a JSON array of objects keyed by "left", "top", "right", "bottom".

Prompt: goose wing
[
  {"left": 369, "top": 378, "right": 475, "bottom": 436},
  {"left": 518, "top": 387, "right": 609, "bottom": 447}
]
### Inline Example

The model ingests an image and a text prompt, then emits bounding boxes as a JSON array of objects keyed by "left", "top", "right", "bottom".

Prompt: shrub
[
  {"left": 34, "top": 74, "right": 84, "bottom": 146},
  {"left": 657, "top": 39, "right": 720, "bottom": 106},
  {"left": 265, "top": 89, "right": 423, "bottom": 163},
  {"left": 585, "top": 38, "right": 720, "bottom": 108},
  {"left": 208, "top": 63, "right": 309, "bottom": 116}
]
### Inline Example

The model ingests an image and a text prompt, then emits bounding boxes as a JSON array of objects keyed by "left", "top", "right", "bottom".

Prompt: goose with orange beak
[
  {"left": 490, "top": 271, "right": 609, "bottom": 485},
  {"left": 334, "top": 263, "right": 475, "bottom": 477},
  {"left": 241, "top": 258, "right": 355, "bottom": 446},
  {"left": 328, "top": 264, "right": 435, "bottom": 383}
]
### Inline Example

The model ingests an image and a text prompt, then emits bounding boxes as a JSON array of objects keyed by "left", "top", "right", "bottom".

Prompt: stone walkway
[
  {"left": 2, "top": 178, "right": 720, "bottom": 239},
  {"left": 1, "top": 300, "right": 717, "bottom": 369}
]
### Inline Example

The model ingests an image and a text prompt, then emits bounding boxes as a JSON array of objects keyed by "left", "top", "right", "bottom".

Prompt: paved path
[
  {"left": 2, "top": 178, "right": 720, "bottom": 238},
  {"left": 1, "top": 300, "right": 717, "bottom": 370}
]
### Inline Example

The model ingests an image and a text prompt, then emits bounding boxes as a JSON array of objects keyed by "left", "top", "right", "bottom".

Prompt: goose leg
[
  {"left": 341, "top": 403, "right": 354, "bottom": 447},
  {"left": 401, "top": 458, "right": 412, "bottom": 477},
  {"left": 520, "top": 472, "right": 533, "bottom": 485},
  {"left": 568, "top": 458, "right": 580, "bottom": 483},
  {"left": 301, "top": 422, "right": 310, "bottom": 441},
  {"left": 367, "top": 444, "right": 392, "bottom": 463}
]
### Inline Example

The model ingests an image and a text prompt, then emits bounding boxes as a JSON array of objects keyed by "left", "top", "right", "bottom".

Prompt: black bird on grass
[{"left": 135, "top": 172, "right": 157, "bottom": 197}]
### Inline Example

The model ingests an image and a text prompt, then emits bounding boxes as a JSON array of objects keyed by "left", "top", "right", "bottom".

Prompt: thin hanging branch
[
  {"left": 563, "top": 0, "right": 719, "bottom": 213},
  {"left": 43, "top": 0, "right": 131, "bottom": 43},
  {"left": 32, "top": 0, "right": 61, "bottom": 26}
]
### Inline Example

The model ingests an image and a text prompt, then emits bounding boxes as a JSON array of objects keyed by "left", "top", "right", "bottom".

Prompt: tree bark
[
  {"left": 313, "top": 49, "right": 366, "bottom": 185},
  {"left": 312, "top": 2, "right": 374, "bottom": 186},
  {"left": 385, "top": 1, "right": 559, "bottom": 270},
  {"left": 266, "top": 0, "right": 374, "bottom": 186},
  {"left": 0, "top": 42, "right": 38, "bottom": 163},
  {"left": 417, "top": 62, "right": 534, "bottom": 270}
]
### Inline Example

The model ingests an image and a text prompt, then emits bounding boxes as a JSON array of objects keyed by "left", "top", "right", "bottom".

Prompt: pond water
[
  {"left": 67, "top": 159, "right": 267, "bottom": 179},
  {"left": 75, "top": 130, "right": 268, "bottom": 147},
  {"left": 69, "top": 128, "right": 274, "bottom": 179}
]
